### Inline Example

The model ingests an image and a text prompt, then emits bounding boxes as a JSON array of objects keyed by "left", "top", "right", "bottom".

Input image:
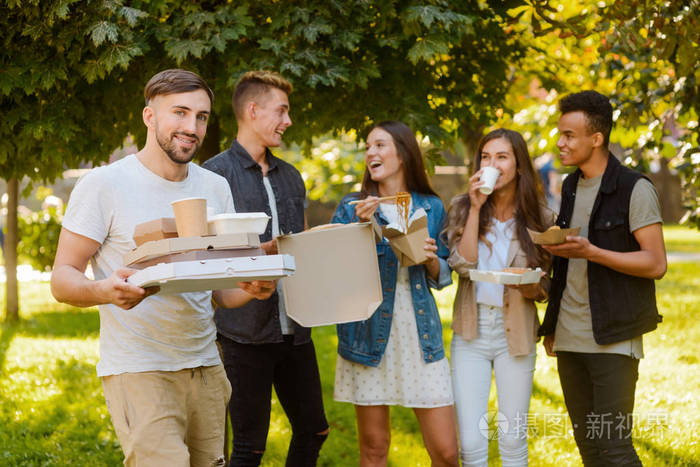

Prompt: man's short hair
[
  {"left": 144, "top": 69, "right": 213, "bottom": 106},
  {"left": 232, "top": 71, "right": 293, "bottom": 121},
  {"left": 559, "top": 90, "right": 614, "bottom": 146}
]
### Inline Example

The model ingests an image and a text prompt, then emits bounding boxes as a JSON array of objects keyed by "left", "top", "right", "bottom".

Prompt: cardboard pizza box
[
  {"left": 133, "top": 218, "right": 179, "bottom": 246},
  {"left": 124, "top": 233, "right": 261, "bottom": 266},
  {"left": 127, "top": 254, "right": 295, "bottom": 294},
  {"left": 128, "top": 247, "right": 266, "bottom": 270},
  {"left": 276, "top": 223, "right": 383, "bottom": 327}
]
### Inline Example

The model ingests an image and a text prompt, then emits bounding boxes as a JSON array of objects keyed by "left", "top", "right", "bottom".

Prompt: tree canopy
[{"left": 1, "top": 0, "right": 698, "bottom": 319}]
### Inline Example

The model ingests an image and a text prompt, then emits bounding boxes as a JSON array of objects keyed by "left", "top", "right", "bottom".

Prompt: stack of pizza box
[{"left": 125, "top": 216, "right": 295, "bottom": 294}]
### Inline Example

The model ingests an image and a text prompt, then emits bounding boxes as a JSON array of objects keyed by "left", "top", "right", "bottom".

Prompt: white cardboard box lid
[
  {"left": 469, "top": 268, "right": 542, "bottom": 285},
  {"left": 127, "top": 255, "right": 295, "bottom": 294},
  {"left": 124, "top": 233, "right": 261, "bottom": 266},
  {"left": 277, "top": 223, "right": 383, "bottom": 327}
]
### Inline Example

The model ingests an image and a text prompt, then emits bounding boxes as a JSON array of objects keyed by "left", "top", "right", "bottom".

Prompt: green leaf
[
  {"left": 165, "top": 39, "right": 208, "bottom": 63},
  {"left": 407, "top": 36, "right": 449, "bottom": 64},
  {"left": 118, "top": 6, "right": 148, "bottom": 28},
  {"left": 89, "top": 21, "right": 119, "bottom": 46}
]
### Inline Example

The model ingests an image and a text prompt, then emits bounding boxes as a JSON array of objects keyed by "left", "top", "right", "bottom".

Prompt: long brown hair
[
  {"left": 360, "top": 121, "right": 438, "bottom": 197},
  {"left": 444, "top": 129, "right": 549, "bottom": 268}
]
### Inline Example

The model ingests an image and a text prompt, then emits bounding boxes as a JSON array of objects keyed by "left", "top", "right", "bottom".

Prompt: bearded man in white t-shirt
[{"left": 51, "top": 69, "right": 276, "bottom": 467}]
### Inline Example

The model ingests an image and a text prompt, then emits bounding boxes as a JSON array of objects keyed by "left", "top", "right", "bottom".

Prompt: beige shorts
[{"left": 102, "top": 364, "right": 231, "bottom": 467}]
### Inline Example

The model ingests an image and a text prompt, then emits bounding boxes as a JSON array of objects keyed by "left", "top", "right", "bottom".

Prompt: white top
[
  {"left": 262, "top": 176, "right": 293, "bottom": 335},
  {"left": 334, "top": 202, "right": 453, "bottom": 408},
  {"left": 475, "top": 218, "right": 515, "bottom": 307},
  {"left": 62, "top": 154, "right": 235, "bottom": 376}
]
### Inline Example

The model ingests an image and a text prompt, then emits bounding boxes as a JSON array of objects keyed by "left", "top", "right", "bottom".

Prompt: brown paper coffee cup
[{"left": 171, "top": 197, "right": 208, "bottom": 237}]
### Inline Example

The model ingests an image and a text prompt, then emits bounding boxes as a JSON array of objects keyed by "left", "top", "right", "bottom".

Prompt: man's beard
[{"left": 156, "top": 130, "right": 200, "bottom": 165}]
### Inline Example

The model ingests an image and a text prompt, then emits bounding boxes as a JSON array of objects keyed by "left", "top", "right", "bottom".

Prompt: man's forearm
[
  {"left": 212, "top": 288, "right": 255, "bottom": 309},
  {"left": 587, "top": 246, "right": 666, "bottom": 279},
  {"left": 51, "top": 265, "right": 108, "bottom": 307}
]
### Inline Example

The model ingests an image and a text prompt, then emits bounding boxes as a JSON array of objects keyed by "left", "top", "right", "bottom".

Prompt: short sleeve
[
  {"left": 62, "top": 170, "right": 113, "bottom": 244},
  {"left": 629, "top": 178, "right": 662, "bottom": 233}
]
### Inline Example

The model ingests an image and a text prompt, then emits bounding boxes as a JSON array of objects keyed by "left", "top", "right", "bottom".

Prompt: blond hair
[{"left": 232, "top": 70, "right": 293, "bottom": 121}]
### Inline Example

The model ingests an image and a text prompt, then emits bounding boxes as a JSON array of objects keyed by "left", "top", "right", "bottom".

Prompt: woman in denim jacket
[
  {"left": 331, "top": 121, "right": 458, "bottom": 467},
  {"left": 444, "top": 129, "right": 555, "bottom": 467}
]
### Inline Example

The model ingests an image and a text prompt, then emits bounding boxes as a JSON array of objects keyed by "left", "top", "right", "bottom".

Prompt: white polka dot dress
[{"left": 333, "top": 203, "right": 453, "bottom": 408}]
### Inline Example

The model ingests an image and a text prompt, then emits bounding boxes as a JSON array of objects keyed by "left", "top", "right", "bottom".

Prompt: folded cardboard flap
[
  {"left": 382, "top": 209, "right": 429, "bottom": 267},
  {"left": 124, "top": 233, "right": 261, "bottom": 266},
  {"left": 133, "top": 217, "right": 179, "bottom": 246},
  {"left": 277, "top": 222, "right": 383, "bottom": 327}
]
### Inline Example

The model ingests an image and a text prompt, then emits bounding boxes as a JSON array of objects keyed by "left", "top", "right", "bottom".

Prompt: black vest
[{"left": 539, "top": 154, "right": 661, "bottom": 344}]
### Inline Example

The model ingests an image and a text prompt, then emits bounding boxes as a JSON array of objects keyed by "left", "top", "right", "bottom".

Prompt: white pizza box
[
  {"left": 469, "top": 267, "right": 542, "bottom": 285},
  {"left": 127, "top": 254, "right": 295, "bottom": 294},
  {"left": 124, "top": 233, "right": 261, "bottom": 266}
]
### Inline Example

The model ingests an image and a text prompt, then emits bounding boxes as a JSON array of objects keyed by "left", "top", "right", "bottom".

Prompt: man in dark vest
[
  {"left": 202, "top": 71, "right": 328, "bottom": 467},
  {"left": 538, "top": 90, "right": 666, "bottom": 466}
]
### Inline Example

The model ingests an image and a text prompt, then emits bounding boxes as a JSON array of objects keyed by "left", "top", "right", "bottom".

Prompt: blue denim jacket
[{"left": 331, "top": 191, "right": 452, "bottom": 367}]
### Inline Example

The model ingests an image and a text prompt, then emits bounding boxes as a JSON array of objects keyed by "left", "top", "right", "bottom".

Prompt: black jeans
[
  {"left": 218, "top": 334, "right": 328, "bottom": 467},
  {"left": 557, "top": 351, "right": 642, "bottom": 467}
]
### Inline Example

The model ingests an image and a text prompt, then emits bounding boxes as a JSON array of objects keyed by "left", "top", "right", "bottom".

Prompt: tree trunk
[
  {"left": 460, "top": 123, "right": 485, "bottom": 170},
  {"left": 4, "top": 177, "right": 19, "bottom": 322}
]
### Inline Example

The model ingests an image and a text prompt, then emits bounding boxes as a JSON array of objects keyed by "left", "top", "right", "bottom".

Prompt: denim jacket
[{"left": 331, "top": 191, "right": 452, "bottom": 367}]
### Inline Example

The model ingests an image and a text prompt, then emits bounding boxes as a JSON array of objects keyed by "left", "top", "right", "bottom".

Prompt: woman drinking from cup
[
  {"left": 332, "top": 121, "right": 458, "bottom": 467},
  {"left": 443, "top": 129, "right": 555, "bottom": 466}
]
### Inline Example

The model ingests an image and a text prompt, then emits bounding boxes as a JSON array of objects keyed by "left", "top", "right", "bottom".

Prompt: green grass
[
  {"left": 1, "top": 224, "right": 699, "bottom": 465},
  {"left": 663, "top": 224, "right": 700, "bottom": 253}
]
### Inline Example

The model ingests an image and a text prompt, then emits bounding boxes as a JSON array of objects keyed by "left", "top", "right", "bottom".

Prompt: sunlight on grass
[
  {"left": 663, "top": 224, "right": 700, "bottom": 253},
  {"left": 0, "top": 225, "right": 698, "bottom": 465}
]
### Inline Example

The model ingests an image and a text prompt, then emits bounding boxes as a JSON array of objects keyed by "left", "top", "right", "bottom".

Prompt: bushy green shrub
[{"left": 17, "top": 206, "right": 63, "bottom": 272}]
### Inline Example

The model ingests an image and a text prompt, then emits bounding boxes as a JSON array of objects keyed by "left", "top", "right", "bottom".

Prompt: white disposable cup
[
  {"left": 171, "top": 197, "right": 208, "bottom": 237},
  {"left": 479, "top": 166, "right": 500, "bottom": 195}
]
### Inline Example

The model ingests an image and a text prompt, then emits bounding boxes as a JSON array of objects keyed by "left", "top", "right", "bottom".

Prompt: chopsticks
[{"left": 348, "top": 195, "right": 401, "bottom": 205}]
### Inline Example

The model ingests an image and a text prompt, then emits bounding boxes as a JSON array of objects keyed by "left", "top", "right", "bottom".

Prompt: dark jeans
[
  {"left": 218, "top": 334, "right": 328, "bottom": 467},
  {"left": 557, "top": 351, "right": 642, "bottom": 467}
]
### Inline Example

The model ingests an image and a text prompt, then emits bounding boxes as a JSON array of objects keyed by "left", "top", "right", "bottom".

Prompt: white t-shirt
[
  {"left": 262, "top": 176, "right": 293, "bottom": 335},
  {"left": 475, "top": 218, "right": 515, "bottom": 307},
  {"left": 62, "top": 154, "right": 235, "bottom": 376}
]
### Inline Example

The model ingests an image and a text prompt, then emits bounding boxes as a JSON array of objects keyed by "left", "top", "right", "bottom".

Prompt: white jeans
[{"left": 451, "top": 304, "right": 536, "bottom": 467}]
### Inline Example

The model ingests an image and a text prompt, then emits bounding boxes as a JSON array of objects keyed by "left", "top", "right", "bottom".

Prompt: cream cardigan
[{"left": 447, "top": 209, "right": 556, "bottom": 356}]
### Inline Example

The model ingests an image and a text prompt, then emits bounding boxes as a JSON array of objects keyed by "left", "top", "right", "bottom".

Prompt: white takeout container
[
  {"left": 208, "top": 212, "right": 271, "bottom": 235},
  {"left": 469, "top": 267, "right": 542, "bottom": 285}
]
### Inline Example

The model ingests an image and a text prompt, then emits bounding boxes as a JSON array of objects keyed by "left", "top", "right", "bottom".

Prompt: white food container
[
  {"left": 208, "top": 212, "right": 270, "bottom": 235},
  {"left": 469, "top": 268, "right": 542, "bottom": 285}
]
